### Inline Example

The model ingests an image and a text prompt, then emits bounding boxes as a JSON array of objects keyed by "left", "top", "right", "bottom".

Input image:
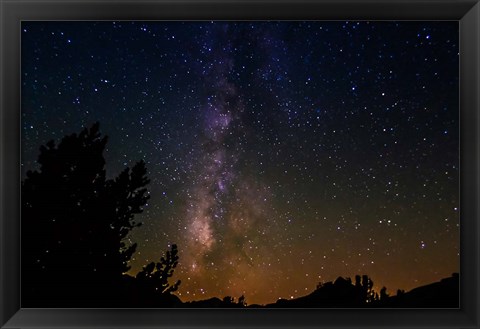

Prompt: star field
[{"left": 21, "top": 21, "right": 459, "bottom": 305}]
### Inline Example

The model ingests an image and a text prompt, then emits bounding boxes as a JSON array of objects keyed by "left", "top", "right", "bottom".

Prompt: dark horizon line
[{"left": 143, "top": 272, "right": 460, "bottom": 307}]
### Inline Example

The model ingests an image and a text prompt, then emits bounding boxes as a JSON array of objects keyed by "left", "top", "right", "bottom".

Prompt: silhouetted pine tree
[
  {"left": 361, "top": 274, "right": 375, "bottom": 303},
  {"left": 380, "top": 286, "right": 389, "bottom": 301},
  {"left": 22, "top": 123, "right": 150, "bottom": 307},
  {"left": 238, "top": 295, "right": 247, "bottom": 307},
  {"left": 136, "top": 243, "right": 181, "bottom": 303}
]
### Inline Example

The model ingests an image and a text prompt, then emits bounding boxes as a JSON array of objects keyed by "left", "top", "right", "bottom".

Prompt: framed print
[{"left": 1, "top": 0, "right": 479, "bottom": 328}]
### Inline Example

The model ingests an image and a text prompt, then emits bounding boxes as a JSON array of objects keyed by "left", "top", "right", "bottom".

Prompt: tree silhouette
[
  {"left": 355, "top": 275, "right": 361, "bottom": 287},
  {"left": 361, "top": 274, "right": 375, "bottom": 303},
  {"left": 22, "top": 123, "right": 151, "bottom": 307},
  {"left": 380, "top": 286, "right": 389, "bottom": 301},
  {"left": 238, "top": 295, "right": 247, "bottom": 307},
  {"left": 223, "top": 296, "right": 235, "bottom": 304},
  {"left": 136, "top": 244, "right": 181, "bottom": 297}
]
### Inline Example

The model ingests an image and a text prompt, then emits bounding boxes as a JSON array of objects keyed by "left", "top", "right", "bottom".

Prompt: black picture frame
[{"left": 1, "top": 0, "right": 478, "bottom": 328}]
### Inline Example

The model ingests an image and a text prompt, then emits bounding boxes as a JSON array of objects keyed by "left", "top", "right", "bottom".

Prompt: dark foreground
[{"left": 185, "top": 273, "right": 459, "bottom": 308}]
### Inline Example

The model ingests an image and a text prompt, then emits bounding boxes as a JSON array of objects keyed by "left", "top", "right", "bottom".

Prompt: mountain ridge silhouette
[{"left": 182, "top": 273, "right": 459, "bottom": 308}]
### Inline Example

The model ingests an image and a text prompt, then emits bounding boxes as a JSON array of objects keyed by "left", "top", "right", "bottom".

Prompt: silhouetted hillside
[
  {"left": 184, "top": 295, "right": 247, "bottom": 308},
  {"left": 117, "top": 273, "right": 459, "bottom": 308},
  {"left": 380, "top": 273, "right": 459, "bottom": 308},
  {"left": 122, "top": 274, "right": 183, "bottom": 308},
  {"left": 261, "top": 273, "right": 459, "bottom": 308}
]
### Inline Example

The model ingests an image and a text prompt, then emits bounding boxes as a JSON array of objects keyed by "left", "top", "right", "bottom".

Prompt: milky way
[
  {"left": 22, "top": 21, "right": 459, "bottom": 305},
  {"left": 179, "top": 24, "right": 283, "bottom": 299}
]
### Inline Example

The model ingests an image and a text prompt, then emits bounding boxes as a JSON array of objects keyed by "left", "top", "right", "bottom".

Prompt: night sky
[{"left": 21, "top": 21, "right": 459, "bottom": 305}]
